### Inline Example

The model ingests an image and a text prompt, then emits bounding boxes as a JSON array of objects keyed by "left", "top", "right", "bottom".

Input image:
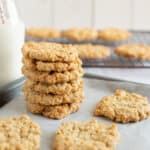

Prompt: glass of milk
[{"left": 0, "top": 0, "right": 25, "bottom": 87}]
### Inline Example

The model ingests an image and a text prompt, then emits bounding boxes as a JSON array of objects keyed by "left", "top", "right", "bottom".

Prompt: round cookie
[
  {"left": 22, "top": 57, "right": 82, "bottom": 72},
  {"left": 74, "top": 44, "right": 110, "bottom": 58},
  {"left": 0, "top": 115, "right": 41, "bottom": 149},
  {"left": 22, "top": 42, "right": 78, "bottom": 62},
  {"left": 98, "top": 28, "right": 131, "bottom": 41},
  {"left": 27, "top": 102, "right": 81, "bottom": 119},
  {"left": 26, "top": 27, "right": 60, "bottom": 39},
  {"left": 115, "top": 44, "right": 150, "bottom": 60},
  {"left": 62, "top": 28, "right": 98, "bottom": 41},
  {"left": 53, "top": 119, "right": 120, "bottom": 150},
  {"left": 22, "top": 66, "right": 84, "bottom": 84},
  {"left": 24, "top": 79, "right": 83, "bottom": 95},
  {"left": 23, "top": 88, "right": 84, "bottom": 106},
  {"left": 94, "top": 89, "right": 150, "bottom": 123}
]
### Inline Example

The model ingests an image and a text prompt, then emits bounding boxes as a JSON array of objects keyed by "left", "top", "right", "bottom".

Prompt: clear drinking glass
[{"left": 0, "top": 0, "right": 25, "bottom": 87}]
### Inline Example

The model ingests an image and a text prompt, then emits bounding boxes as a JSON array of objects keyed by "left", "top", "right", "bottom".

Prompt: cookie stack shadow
[{"left": 21, "top": 42, "right": 84, "bottom": 119}]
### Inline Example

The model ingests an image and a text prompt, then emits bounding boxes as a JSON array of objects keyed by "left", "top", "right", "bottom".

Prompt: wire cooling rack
[{"left": 26, "top": 31, "right": 150, "bottom": 68}]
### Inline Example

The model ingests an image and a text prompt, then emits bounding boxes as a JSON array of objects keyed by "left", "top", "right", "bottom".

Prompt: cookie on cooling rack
[
  {"left": 115, "top": 44, "right": 150, "bottom": 60},
  {"left": 26, "top": 27, "right": 60, "bottom": 39},
  {"left": 74, "top": 44, "right": 110, "bottom": 59},
  {"left": 62, "top": 28, "right": 98, "bottom": 41},
  {"left": 98, "top": 28, "right": 131, "bottom": 41}
]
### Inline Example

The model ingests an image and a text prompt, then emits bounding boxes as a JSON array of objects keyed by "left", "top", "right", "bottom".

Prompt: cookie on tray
[
  {"left": 98, "top": 28, "right": 131, "bottom": 41},
  {"left": 23, "top": 88, "right": 84, "bottom": 106},
  {"left": 53, "top": 119, "right": 120, "bottom": 150},
  {"left": 115, "top": 44, "right": 150, "bottom": 60},
  {"left": 22, "top": 66, "right": 83, "bottom": 84},
  {"left": 26, "top": 27, "right": 60, "bottom": 39},
  {"left": 22, "top": 57, "right": 82, "bottom": 72},
  {"left": 0, "top": 115, "right": 41, "bottom": 149},
  {"left": 24, "top": 79, "right": 83, "bottom": 95},
  {"left": 22, "top": 42, "right": 78, "bottom": 62},
  {"left": 27, "top": 102, "right": 81, "bottom": 119},
  {"left": 74, "top": 44, "right": 110, "bottom": 58},
  {"left": 62, "top": 28, "right": 98, "bottom": 41},
  {"left": 94, "top": 89, "right": 150, "bottom": 123}
]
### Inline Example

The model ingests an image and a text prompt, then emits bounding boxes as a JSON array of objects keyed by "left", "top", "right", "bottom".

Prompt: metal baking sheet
[
  {"left": 26, "top": 31, "right": 150, "bottom": 68},
  {"left": 0, "top": 77, "right": 150, "bottom": 150},
  {"left": 0, "top": 77, "right": 25, "bottom": 107}
]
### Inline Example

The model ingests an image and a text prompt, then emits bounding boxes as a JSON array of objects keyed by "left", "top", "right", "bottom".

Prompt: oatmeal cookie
[
  {"left": 26, "top": 27, "right": 60, "bottom": 39},
  {"left": 98, "top": 28, "right": 131, "bottom": 41},
  {"left": 22, "top": 66, "right": 83, "bottom": 84},
  {"left": 24, "top": 79, "right": 83, "bottom": 95},
  {"left": 23, "top": 88, "right": 84, "bottom": 106},
  {"left": 94, "top": 89, "right": 150, "bottom": 123},
  {"left": 53, "top": 119, "right": 120, "bottom": 150},
  {"left": 22, "top": 57, "right": 82, "bottom": 72},
  {"left": 22, "top": 42, "right": 78, "bottom": 62},
  {"left": 27, "top": 102, "right": 81, "bottom": 119},
  {"left": 62, "top": 28, "right": 98, "bottom": 41},
  {"left": 115, "top": 44, "right": 150, "bottom": 60},
  {"left": 74, "top": 44, "right": 110, "bottom": 58},
  {"left": 0, "top": 115, "right": 41, "bottom": 149}
]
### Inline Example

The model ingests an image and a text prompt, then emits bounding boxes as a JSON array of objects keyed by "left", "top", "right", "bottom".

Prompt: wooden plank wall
[{"left": 15, "top": 0, "right": 150, "bottom": 30}]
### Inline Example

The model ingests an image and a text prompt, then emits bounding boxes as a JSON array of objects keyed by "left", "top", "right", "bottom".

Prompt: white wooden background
[{"left": 15, "top": 0, "right": 150, "bottom": 30}]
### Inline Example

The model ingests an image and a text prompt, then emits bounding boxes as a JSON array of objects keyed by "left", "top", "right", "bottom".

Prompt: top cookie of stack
[
  {"left": 22, "top": 42, "right": 84, "bottom": 119},
  {"left": 22, "top": 42, "right": 78, "bottom": 62}
]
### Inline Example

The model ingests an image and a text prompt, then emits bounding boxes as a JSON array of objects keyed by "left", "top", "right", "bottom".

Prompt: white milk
[{"left": 0, "top": 0, "right": 25, "bottom": 87}]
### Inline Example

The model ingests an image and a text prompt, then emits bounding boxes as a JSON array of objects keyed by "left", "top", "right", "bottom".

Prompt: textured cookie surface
[
  {"left": 94, "top": 89, "right": 150, "bottom": 123},
  {"left": 115, "top": 44, "right": 150, "bottom": 60},
  {"left": 22, "top": 57, "right": 82, "bottom": 72},
  {"left": 74, "top": 44, "right": 110, "bottom": 58},
  {"left": 53, "top": 119, "right": 120, "bottom": 150},
  {"left": 22, "top": 42, "right": 78, "bottom": 62},
  {"left": 27, "top": 102, "right": 81, "bottom": 119},
  {"left": 0, "top": 115, "right": 41, "bottom": 150},
  {"left": 98, "top": 28, "right": 131, "bottom": 41},
  {"left": 62, "top": 28, "right": 98, "bottom": 41},
  {"left": 23, "top": 88, "right": 84, "bottom": 105},
  {"left": 26, "top": 27, "right": 60, "bottom": 38},
  {"left": 22, "top": 66, "right": 83, "bottom": 84},
  {"left": 24, "top": 79, "right": 83, "bottom": 95}
]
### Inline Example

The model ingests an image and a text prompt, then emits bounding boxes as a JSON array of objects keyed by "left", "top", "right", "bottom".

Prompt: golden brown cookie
[
  {"left": 22, "top": 42, "right": 78, "bottom": 62},
  {"left": 22, "top": 66, "right": 83, "bottom": 84},
  {"left": 23, "top": 88, "right": 84, "bottom": 106},
  {"left": 27, "top": 102, "right": 81, "bottom": 119},
  {"left": 26, "top": 27, "right": 60, "bottom": 39},
  {"left": 53, "top": 119, "right": 120, "bottom": 150},
  {"left": 62, "top": 28, "right": 98, "bottom": 41},
  {"left": 23, "top": 79, "right": 83, "bottom": 95},
  {"left": 74, "top": 44, "right": 110, "bottom": 58},
  {"left": 94, "top": 89, "right": 150, "bottom": 123},
  {"left": 98, "top": 28, "right": 131, "bottom": 41},
  {"left": 0, "top": 115, "right": 41, "bottom": 149},
  {"left": 115, "top": 44, "right": 150, "bottom": 60},
  {"left": 22, "top": 57, "right": 82, "bottom": 72}
]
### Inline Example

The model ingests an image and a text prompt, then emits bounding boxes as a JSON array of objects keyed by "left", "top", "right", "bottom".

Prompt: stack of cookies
[{"left": 22, "top": 42, "right": 84, "bottom": 119}]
